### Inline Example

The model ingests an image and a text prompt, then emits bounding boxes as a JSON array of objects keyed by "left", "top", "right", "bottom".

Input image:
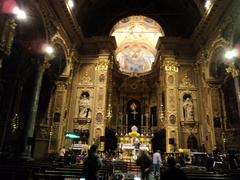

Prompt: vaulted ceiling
[{"left": 72, "top": 0, "right": 201, "bottom": 37}]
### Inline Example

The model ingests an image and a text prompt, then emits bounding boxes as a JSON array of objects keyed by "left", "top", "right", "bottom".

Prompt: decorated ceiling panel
[{"left": 110, "top": 16, "right": 164, "bottom": 74}]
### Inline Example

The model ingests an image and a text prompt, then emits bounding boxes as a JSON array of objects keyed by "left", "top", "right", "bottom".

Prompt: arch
[
  {"left": 0, "top": 1, "right": 49, "bottom": 158},
  {"left": 207, "top": 38, "right": 229, "bottom": 79},
  {"left": 231, "top": 14, "right": 240, "bottom": 47},
  {"left": 110, "top": 15, "right": 164, "bottom": 75},
  {"left": 187, "top": 134, "right": 198, "bottom": 150}
]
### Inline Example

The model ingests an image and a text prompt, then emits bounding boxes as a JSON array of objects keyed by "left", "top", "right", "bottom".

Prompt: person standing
[
  {"left": 83, "top": 144, "right": 103, "bottom": 180},
  {"left": 59, "top": 146, "right": 65, "bottom": 161},
  {"left": 136, "top": 150, "right": 152, "bottom": 180},
  {"left": 153, "top": 150, "right": 162, "bottom": 178}
]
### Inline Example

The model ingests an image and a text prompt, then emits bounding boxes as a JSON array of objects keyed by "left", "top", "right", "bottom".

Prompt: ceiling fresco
[{"left": 110, "top": 16, "right": 164, "bottom": 74}]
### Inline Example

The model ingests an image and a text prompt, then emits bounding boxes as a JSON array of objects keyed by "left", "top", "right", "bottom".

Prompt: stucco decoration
[
  {"left": 180, "top": 73, "right": 194, "bottom": 88},
  {"left": 80, "top": 72, "right": 93, "bottom": 86}
]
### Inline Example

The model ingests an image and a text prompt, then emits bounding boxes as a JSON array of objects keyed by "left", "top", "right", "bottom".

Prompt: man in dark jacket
[
  {"left": 136, "top": 150, "right": 152, "bottom": 180},
  {"left": 83, "top": 144, "right": 103, "bottom": 180},
  {"left": 161, "top": 156, "right": 188, "bottom": 180}
]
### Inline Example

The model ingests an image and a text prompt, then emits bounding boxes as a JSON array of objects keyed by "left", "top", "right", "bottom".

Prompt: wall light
[
  {"left": 42, "top": 44, "right": 54, "bottom": 55},
  {"left": 225, "top": 49, "right": 238, "bottom": 60},
  {"left": 67, "top": 0, "right": 74, "bottom": 9},
  {"left": 205, "top": 0, "right": 211, "bottom": 11},
  {"left": 12, "top": 6, "right": 27, "bottom": 20}
]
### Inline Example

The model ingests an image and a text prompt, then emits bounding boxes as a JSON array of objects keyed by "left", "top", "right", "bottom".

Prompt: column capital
[
  {"left": 162, "top": 60, "right": 179, "bottom": 73},
  {"left": 226, "top": 62, "right": 240, "bottom": 78}
]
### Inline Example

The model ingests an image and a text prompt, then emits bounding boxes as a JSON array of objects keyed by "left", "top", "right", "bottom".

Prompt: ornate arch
[
  {"left": 51, "top": 32, "right": 73, "bottom": 76},
  {"left": 207, "top": 38, "right": 229, "bottom": 79}
]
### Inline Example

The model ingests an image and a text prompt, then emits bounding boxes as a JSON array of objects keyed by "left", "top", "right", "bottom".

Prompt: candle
[
  {"left": 126, "top": 114, "right": 128, "bottom": 133},
  {"left": 151, "top": 114, "right": 153, "bottom": 126},
  {"left": 146, "top": 114, "right": 148, "bottom": 135}
]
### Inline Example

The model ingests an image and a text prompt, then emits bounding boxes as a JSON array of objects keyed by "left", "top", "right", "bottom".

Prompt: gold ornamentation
[
  {"left": 56, "top": 81, "right": 67, "bottom": 90},
  {"left": 80, "top": 72, "right": 93, "bottom": 85},
  {"left": 180, "top": 73, "right": 194, "bottom": 88},
  {"left": 95, "top": 59, "right": 109, "bottom": 71},
  {"left": 226, "top": 62, "right": 240, "bottom": 78},
  {"left": 164, "top": 61, "right": 178, "bottom": 72}
]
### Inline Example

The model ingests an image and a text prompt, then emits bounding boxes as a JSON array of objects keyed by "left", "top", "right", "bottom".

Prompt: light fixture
[
  {"left": 67, "top": 0, "right": 74, "bottom": 9},
  {"left": 43, "top": 44, "right": 54, "bottom": 55},
  {"left": 12, "top": 6, "right": 27, "bottom": 20},
  {"left": 204, "top": 0, "right": 211, "bottom": 11},
  {"left": 225, "top": 49, "right": 238, "bottom": 60}
]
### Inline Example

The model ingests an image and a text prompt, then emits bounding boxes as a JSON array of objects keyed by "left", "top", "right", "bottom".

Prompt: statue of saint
[
  {"left": 78, "top": 92, "right": 91, "bottom": 118},
  {"left": 183, "top": 97, "right": 194, "bottom": 121}
]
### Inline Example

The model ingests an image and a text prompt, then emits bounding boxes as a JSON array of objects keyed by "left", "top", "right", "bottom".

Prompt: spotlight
[
  {"left": 67, "top": 0, "right": 74, "bottom": 9},
  {"left": 225, "top": 49, "right": 238, "bottom": 60},
  {"left": 205, "top": 0, "right": 211, "bottom": 10},
  {"left": 42, "top": 44, "right": 54, "bottom": 55},
  {"left": 12, "top": 6, "right": 27, "bottom": 20}
]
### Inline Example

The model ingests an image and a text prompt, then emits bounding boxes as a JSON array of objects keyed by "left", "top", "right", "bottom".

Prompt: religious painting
[
  {"left": 116, "top": 45, "right": 155, "bottom": 73},
  {"left": 96, "top": 113, "right": 103, "bottom": 123},
  {"left": 99, "top": 74, "right": 105, "bottom": 83},
  {"left": 223, "top": 77, "right": 240, "bottom": 129},
  {"left": 110, "top": 16, "right": 164, "bottom": 74},
  {"left": 167, "top": 75, "right": 174, "bottom": 85},
  {"left": 95, "top": 128, "right": 102, "bottom": 139},
  {"left": 169, "top": 114, "right": 176, "bottom": 125}
]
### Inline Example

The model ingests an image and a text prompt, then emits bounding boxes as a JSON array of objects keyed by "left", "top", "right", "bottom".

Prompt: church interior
[{"left": 1, "top": 0, "right": 240, "bottom": 179}]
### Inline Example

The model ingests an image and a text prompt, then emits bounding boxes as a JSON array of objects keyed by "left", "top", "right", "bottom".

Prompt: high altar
[{"left": 117, "top": 125, "right": 152, "bottom": 161}]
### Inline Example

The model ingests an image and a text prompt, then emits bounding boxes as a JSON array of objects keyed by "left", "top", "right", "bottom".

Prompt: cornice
[
  {"left": 47, "top": 0, "right": 84, "bottom": 47},
  {"left": 191, "top": 0, "right": 232, "bottom": 50}
]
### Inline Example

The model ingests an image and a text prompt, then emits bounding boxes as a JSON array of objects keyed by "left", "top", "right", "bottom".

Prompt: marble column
[{"left": 20, "top": 60, "right": 49, "bottom": 160}]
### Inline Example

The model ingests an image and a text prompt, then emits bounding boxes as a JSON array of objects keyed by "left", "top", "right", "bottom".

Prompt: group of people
[
  {"left": 59, "top": 145, "right": 188, "bottom": 180},
  {"left": 136, "top": 150, "right": 187, "bottom": 180}
]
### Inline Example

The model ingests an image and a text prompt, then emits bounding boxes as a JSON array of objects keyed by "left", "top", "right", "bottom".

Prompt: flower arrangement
[{"left": 128, "top": 131, "right": 140, "bottom": 137}]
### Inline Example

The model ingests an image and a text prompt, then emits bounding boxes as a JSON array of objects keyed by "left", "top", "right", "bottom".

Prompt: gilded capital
[
  {"left": 163, "top": 60, "right": 179, "bottom": 72},
  {"left": 95, "top": 59, "right": 109, "bottom": 71},
  {"left": 226, "top": 62, "right": 240, "bottom": 78}
]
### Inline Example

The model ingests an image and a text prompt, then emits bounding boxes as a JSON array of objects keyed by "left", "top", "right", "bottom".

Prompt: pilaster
[{"left": 162, "top": 55, "right": 179, "bottom": 152}]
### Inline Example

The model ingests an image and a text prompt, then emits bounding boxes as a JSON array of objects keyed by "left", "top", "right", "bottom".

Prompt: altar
[{"left": 117, "top": 126, "right": 152, "bottom": 161}]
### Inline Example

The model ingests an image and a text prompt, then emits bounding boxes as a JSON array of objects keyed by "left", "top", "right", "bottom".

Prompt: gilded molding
[
  {"left": 226, "top": 62, "right": 240, "bottom": 78},
  {"left": 163, "top": 60, "right": 179, "bottom": 72},
  {"left": 79, "top": 72, "right": 93, "bottom": 86},
  {"left": 95, "top": 60, "right": 109, "bottom": 71}
]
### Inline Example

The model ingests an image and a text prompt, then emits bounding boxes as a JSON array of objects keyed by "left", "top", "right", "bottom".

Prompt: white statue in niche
[
  {"left": 78, "top": 92, "right": 91, "bottom": 118},
  {"left": 183, "top": 97, "right": 194, "bottom": 121}
]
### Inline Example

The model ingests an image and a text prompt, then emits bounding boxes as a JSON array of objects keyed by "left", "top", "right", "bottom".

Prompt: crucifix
[{"left": 130, "top": 103, "right": 138, "bottom": 125}]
